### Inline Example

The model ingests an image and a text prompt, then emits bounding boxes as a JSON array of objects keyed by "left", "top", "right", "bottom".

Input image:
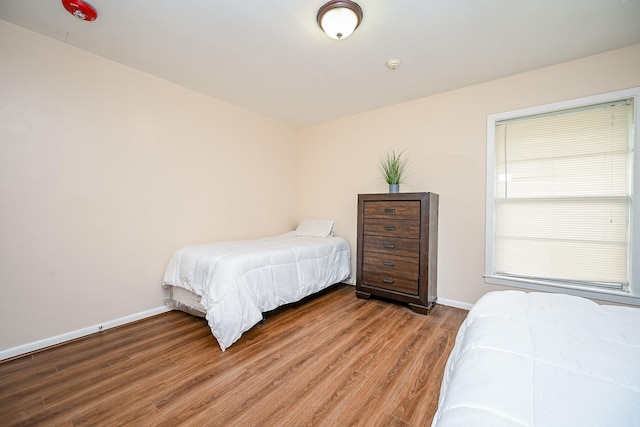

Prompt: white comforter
[
  {"left": 432, "top": 290, "right": 640, "bottom": 427},
  {"left": 162, "top": 233, "right": 351, "bottom": 351}
]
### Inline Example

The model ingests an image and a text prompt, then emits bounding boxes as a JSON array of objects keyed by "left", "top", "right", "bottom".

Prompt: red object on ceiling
[{"left": 61, "top": 0, "right": 98, "bottom": 21}]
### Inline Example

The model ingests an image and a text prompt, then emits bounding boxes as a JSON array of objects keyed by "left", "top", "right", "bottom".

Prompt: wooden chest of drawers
[{"left": 355, "top": 192, "right": 438, "bottom": 314}]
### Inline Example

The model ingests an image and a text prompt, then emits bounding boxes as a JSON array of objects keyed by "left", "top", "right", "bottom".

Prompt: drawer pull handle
[
  {"left": 383, "top": 243, "right": 395, "bottom": 249},
  {"left": 382, "top": 278, "right": 395, "bottom": 284},
  {"left": 383, "top": 260, "right": 395, "bottom": 266},
  {"left": 384, "top": 208, "right": 396, "bottom": 213},
  {"left": 384, "top": 226, "right": 396, "bottom": 231}
]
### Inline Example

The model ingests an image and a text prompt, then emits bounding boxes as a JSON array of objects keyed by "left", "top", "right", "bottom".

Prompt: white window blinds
[{"left": 492, "top": 99, "right": 634, "bottom": 291}]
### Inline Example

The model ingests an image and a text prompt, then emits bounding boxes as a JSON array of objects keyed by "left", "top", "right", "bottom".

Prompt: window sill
[{"left": 484, "top": 275, "right": 640, "bottom": 307}]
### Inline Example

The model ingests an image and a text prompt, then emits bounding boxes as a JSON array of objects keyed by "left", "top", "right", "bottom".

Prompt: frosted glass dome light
[{"left": 317, "top": 1, "right": 363, "bottom": 40}]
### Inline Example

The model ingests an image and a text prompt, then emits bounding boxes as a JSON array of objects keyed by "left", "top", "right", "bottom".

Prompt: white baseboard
[
  {"left": 437, "top": 298, "right": 473, "bottom": 310},
  {"left": 0, "top": 306, "right": 172, "bottom": 362}
]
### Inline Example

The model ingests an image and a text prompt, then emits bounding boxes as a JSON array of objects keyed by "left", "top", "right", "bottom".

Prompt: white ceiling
[{"left": 2, "top": 0, "right": 639, "bottom": 127}]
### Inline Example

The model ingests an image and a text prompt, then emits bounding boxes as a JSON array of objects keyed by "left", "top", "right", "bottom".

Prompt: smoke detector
[
  {"left": 386, "top": 58, "right": 401, "bottom": 70},
  {"left": 61, "top": 0, "right": 98, "bottom": 21}
]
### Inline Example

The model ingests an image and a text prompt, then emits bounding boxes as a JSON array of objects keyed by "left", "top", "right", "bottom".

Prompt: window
[{"left": 485, "top": 88, "right": 640, "bottom": 305}]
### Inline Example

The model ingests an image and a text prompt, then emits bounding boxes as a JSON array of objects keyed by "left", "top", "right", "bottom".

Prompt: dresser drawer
[
  {"left": 363, "top": 201, "right": 420, "bottom": 220},
  {"left": 363, "top": 235, "right": 419, "bottom": 258},
  {"left": 363, "top": 218, "right": 419, "bottom": 238},
  {"left": 362, "top": 270, "right": 418, "bottom": 295},
  {"left": 363, "top": 252, "right": 419, "bottom": 280}
]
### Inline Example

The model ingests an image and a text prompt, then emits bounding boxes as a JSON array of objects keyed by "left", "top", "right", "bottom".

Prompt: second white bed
[{"left": 432, "top": 290, "right": 640, "bottom": 427}]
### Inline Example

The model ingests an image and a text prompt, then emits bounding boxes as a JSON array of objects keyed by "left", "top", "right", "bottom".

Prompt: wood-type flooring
[{"left": 0, "top": 284, "right": 468, "bottom": 426}]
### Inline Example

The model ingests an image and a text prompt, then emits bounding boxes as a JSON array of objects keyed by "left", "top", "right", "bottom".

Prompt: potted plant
[{"left": 379, "top": 149, "right": 409, "bottom": 193}]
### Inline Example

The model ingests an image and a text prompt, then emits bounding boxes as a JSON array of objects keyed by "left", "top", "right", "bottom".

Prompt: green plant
[{"left": 379, "top": 149, "right": 409, "bottom": 185}]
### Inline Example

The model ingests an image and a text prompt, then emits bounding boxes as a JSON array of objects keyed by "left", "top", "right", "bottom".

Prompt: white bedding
[
  {"left": 432, "top": 290, "right": 640, "bottom": 427},
  {"left": 162, "top": 232, "right": 351, "bottom": 351}
]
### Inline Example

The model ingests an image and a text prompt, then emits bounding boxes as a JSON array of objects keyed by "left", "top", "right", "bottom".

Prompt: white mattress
[
  {"left": 165, "top": 285, "right": 206, "bottom": 317},
  {"left": 163, "top": 232, "right": 351, "bottom": 351},
  {"left": 432, "top": 290, "right": 640, "bottom": 427}
]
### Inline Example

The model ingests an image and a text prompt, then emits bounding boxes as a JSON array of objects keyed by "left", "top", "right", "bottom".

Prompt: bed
[
  {"left": 162, "top": 219, "right": 351, "bottom": 351},
  {"left": 432, "top": 290, "right": 640, "bottom": 427}
]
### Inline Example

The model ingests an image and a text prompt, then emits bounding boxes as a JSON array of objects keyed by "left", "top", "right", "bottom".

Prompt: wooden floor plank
[
  {"left": 0, "top": 284, "right": 467, "bottom": 427},
  {"left": 333, "top": 312, "right": 430, "bottom": 426},
  {"left": 221, "top": 303, "right": 386, "bottom": 426}
]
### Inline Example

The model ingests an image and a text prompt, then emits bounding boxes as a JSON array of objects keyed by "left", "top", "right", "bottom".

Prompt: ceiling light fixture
[
  {"left": 61, "top": 0, "right": 98, "bottom": 21},
  {"left": 317, "top": 0, "right": 363, "bottom": 40}
]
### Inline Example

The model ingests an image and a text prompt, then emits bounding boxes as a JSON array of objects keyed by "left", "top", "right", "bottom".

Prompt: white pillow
[{"left": 292, "top": 218, "right": 335, "bottom": 237}]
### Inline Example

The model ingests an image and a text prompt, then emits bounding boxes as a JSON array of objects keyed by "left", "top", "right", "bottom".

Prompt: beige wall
[
  {"left": 296, "top": 43, "right": 640, "bottom": 306},
  {"left": 0, "top": 21, "right": 297, "bottom": 351}
]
